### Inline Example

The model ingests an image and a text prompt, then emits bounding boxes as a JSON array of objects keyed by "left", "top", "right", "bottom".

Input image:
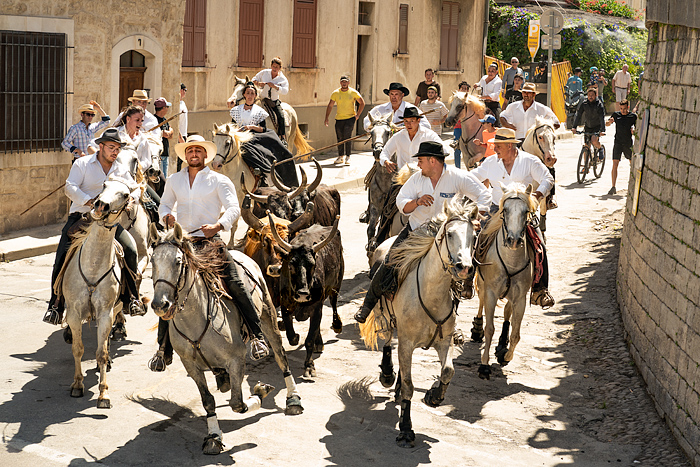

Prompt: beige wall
[{"left": 0, "top": 1, "right": 185, "bottom": 234}]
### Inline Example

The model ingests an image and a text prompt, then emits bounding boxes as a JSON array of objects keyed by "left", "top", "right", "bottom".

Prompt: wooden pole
[{"left": 20, "top": 183, "right": 66, "bottom": 216}]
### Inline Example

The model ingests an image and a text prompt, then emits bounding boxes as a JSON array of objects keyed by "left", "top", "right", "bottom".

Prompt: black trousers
[
  {"left": 264, "top": 98, "right": 286, "bottom": 138},
  {"left": 50, "top": 213, "right": 139, "bottom": 312},
  {"left": 335, "top": 117, "right": 355, "bottom": 157},
  {"left": 485, "top": 101, "right": 501, "bottom": 127}
]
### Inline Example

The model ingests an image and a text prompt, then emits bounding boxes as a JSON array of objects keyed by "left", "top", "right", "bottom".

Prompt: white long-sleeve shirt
[
  {"left": 179, "top": 100, "right": 188, "bottom": 140},
  {"left": 159, "top": 167, "right": 240, "bottom": 237},
  {"left": 253, "top": 69, "right": 289, "bottom": 101},
  {"left": 478, "top": 75, "right": 503, "bottom": 101},
  {"left": 65, "top": 153, "right": 138, "bottom": 214},
  {"left": 116, "top": 126, "right": 155, "bottom": 171},
  {"left": 397, "top": 165, "right": 492, "bottom": 229},
  {"left": 470, "top": 150, "right": 554, "bottom": 205},
  {"left": 379, "top": 126, "right": 449, "bottom": 170},
  {"left": 363, "top": 101, "right": 431, "bottom": 131},
  {"left": 500, "top": 101, "right": 560, "bottom": 139}
]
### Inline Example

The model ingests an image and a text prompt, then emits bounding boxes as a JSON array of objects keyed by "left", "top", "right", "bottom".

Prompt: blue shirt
[
  {"left": 566, "top": 76, "right": 583, "bottom": 95},
  {"left": 61, "top": 116, "right": 110, "bottom": 156}
]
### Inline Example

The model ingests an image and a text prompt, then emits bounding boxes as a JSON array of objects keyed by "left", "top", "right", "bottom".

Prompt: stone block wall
[{"left": 617, "top": 22, "right": 700, "bottom": 466}]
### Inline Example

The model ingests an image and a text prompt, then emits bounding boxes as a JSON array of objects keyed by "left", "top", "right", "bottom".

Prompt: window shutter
[
  {"left": 398, "top": 4, "right": 408, "bottom": 54},
  {"left": 182, "top": 0, "right": 195, "bottom": 66},
  {"left": 440, "top": 2, "right": 459, "bottom": 70},
  {"left": 193, "top": 0, "right": 207, "bottom": 66},
  {"left": 292, "top": 0, "right": 317, "bottom": 68},
  {"left": 238, "top": 0, "right": 264, "bottom": 67}
]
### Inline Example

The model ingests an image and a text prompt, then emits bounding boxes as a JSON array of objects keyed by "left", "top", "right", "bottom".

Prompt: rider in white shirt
[
  {"left": 253, "top": 57, "right": 290, "bottom": 141},
  {"left": 500, "top": 83, "right": 560, "bottom": 140},
  {"left": 363, "top": 82, "right": 431, "bottom": 131}
]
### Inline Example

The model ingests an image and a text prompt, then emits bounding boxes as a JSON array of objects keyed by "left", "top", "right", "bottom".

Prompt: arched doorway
[{"left": 119, "top": 50, "right": 146, "bottom": 110}]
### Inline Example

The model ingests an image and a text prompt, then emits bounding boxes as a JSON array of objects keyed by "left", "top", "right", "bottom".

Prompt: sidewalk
[{"left": 0, "top": 127, "right": 572, "bottom": 262}]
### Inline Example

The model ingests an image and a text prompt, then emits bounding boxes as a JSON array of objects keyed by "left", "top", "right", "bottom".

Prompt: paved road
[{"left": 0, "top": 134, "right": 690, "bottom": 466}]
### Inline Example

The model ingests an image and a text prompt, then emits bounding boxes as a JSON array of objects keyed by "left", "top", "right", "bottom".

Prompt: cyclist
[{"left": 572, "top": 86, "right": 606, "bottom": 161}]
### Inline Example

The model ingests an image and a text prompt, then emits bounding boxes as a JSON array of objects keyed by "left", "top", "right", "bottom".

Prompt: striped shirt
[
  {"left": 418, "top": 99, "right": 449, "bottom": 134},
  {"left": 61, "top": 117, "right": 110, "bottom": 156}
]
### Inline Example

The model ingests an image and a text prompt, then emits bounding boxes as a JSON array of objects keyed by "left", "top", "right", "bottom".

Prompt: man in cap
[
  {"left": 125, "top": 90, "right": 161, "bottom": 141},
  {"left": 158, "top": 135, "right": 270, "bottom": 365},
  {"left": 154, "top": 98, "right": 175, "bottom": 176},
  {"left": 500, "top": 83, "right": 560, "bottom": 140},
  {"left": 418, "top": 85, "right": 449, "bottom": 135},
  {"left": 45, "top": 128, "right": 146, "bottom": 328},
  {"left": 355, "top": 141, "right": 491, "bottom": 323},
  {"left": 414, "top": 68, "right": 441, "bottom": 106},
  {"left": 502, "top": 57, "right": 523, "bottom": 93},
  {"left": 61, "top": 101, "right": 110, "bottom": 160},
  {"left": 324, "top": 75, "right": 365, "bottom": 166},
  {"left": 502, "top": 73, "right": 524, "bottom": 111},
  {"left": 572, "top": 86, "right": 606, "bottom": 160},
  {"left": 470, "top": 128, "right": 555, "bottom": 308},
  {"left": 363, "top": 82, "right": 431, "bottom": 131}
]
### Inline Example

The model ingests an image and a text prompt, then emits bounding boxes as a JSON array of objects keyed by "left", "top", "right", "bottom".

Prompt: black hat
[
  {"left": 383, "top": 82, "right": 410, "bottom": 96},
  {"left": 180, "top": 83, "right": 187, "bottom": 90},
  {"left": 412, "top": 141, "right": 447, "bottom": 159},
  {"left": 95, "top": 128, "right": 125, "bottom": 147},
  {"left": 573, "top": 67, "right": 582, "bottom": 73},
  {"left": 399, "top": 106, "right": 423, "bottom": 120}
]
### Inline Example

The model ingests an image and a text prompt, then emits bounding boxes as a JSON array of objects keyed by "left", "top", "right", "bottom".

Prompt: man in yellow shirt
[{"left": 325, "top": 75, "right": 365, "bottom": 165}]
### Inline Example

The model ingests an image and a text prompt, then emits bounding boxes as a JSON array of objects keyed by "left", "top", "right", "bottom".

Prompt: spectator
[
  {"left": 418, "top": 86, "right": 449, "bottom": 135},
  {"left": 566, "top": 67, "right": 584, "bottom": 97},
  {"left": 502, "top": 57, "right": 523, "bottom": 92},
  {"left": 153, "top": 98, "right": 174, "bottom": 176},
  {"left": 472, "top": 114, "right": 497, "bottom": 162},
  {"left": 61, "top": 101, "right": 110, "bottom": 161},
  {"left": 324, "top": 75, "right": 365, "bottom": 166},
  {"left": 414, "top": 68, "right": 441, "bottom": 106},
  {"left": 253, "top": 56, "right": 290, "bottom": 142},
  {"left": 605, "top": 99, "right": 637, "bottom": 195},
  {"left": 612, "top": 64, "right": 632, "bottom": 112},
  {"left": 502, "top": 73, "right": 524, "bottom": 111},
  {"left": 452, "top": 81, "right": 470, "bottom": 168},
  {"left": 475, "top": 63, "right": 503, "bottom": 126},
  {"left": 177, "top": 83, "right": 188, "bottom": 171}
]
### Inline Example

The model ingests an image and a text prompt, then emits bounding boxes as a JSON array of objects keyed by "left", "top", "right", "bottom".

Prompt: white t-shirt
[
  {"left": 613, "top": 70, "right": 632, "bottom": 89},
  {"left": 500, "top": 101, "right": 560, "bottom": 140},
  {"left": 179, "top": 100, "right": 188, "bottom": 140}
]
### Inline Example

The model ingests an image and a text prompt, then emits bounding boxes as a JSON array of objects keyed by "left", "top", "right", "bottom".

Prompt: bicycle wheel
[
  {"left": 593, "top": 146, "right": 606, "bottom": 178},
  {"left": 577, "top": 146, "right": 589, "bottom": 184}
]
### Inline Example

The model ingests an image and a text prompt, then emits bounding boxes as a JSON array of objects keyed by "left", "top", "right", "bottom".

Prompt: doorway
[{"left": 119, "top": 51, "right": 146, "bottom": 111}]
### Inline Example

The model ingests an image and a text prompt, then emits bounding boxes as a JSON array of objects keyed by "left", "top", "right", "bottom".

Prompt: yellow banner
[{"left": 528, "top": 20, "right": 540, "bottom": 61}]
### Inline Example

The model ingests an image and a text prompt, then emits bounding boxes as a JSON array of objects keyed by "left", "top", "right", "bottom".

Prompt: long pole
[
  {"left": 20, "top": 183, "right": 65, "bottom": 216},
  {"left": 546, "top": 10, "right": 554, "bottom": 108}
]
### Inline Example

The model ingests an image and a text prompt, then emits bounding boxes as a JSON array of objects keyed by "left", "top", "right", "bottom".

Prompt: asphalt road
[{"left": 0, "top": 133, "right": 690, "bottom": 466}]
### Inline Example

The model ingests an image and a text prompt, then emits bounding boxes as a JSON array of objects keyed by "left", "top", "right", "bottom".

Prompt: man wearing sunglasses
[{"left": 61, "top": 101, "right": 110, "bottom": 160}]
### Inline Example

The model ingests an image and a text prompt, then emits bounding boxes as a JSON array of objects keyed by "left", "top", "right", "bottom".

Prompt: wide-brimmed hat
[
  {"left": 488, "top": 128, "right": 521, "bottom": 144},
  {"left": 78, "top": 104, "right": 95, "bottom": 114},
  {"left": 127, "top": 89, "right": 152, "bottom": 103},
  {"left": 383, "top": 82, "right": 410, "bottom": 96},
  {"left": 174, "top": 135, "right": 217, "bottom": 164},
  {"left": 95, "top": 128, "right": 125, "bottom": 147},
  {"left": 522, "top": 83, "right": 537, "bottom": 94},
  {"left": 412, "top": 141, "right": 447, "bottom": 159},
  {"left": 398, "top": 106, "right": 424, "bottom": 120},
  {"left": 154, "top": 98, "right": 171, "bottom": 109}
]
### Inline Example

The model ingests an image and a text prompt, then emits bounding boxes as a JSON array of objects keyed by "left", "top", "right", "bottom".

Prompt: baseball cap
[
  {"left": 340, "top": 75, "right": 350, "bottom": 82},
  {"left": 154, "top": 98, "right": 172, "bottom": 109},
  {"left": 180, "top": 83, "right": 187, "bottom": 90},
  {"left": 479, "top": 115, "right": 497, "bottom": 124}
]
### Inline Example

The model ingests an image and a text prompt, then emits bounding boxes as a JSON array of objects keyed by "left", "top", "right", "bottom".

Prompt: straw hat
[
  {"left": 488, "top": 128, "right": 521, "bottom": 144},
  {"left": 127, "top": 89, "right": 152, "bottom": 103},
  {"left": 174, "top": 135, "right": 217, "bottom": 164},
  {"left": 78, "top": 103, "right": 95, "bottom": 114},
  {"left": 522, "top": 83, "right": 537, "bottom": 94}
]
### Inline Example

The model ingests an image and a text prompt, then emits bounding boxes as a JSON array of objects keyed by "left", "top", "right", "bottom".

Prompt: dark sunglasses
[{"left": 82, "top": 112, "right": 96, "bottom": 116}]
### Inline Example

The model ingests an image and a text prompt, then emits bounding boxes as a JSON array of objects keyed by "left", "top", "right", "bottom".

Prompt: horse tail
[
  {"left": 359, "top": 311, "right": 380, "bottom": 351},
  {"left": 292, "top": 125, "right": 313, "bottom": 156}
]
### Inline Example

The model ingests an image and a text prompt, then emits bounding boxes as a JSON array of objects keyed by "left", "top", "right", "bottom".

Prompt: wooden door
[{"left": 119, "top": 67, "right": 145, "bottom": 111}]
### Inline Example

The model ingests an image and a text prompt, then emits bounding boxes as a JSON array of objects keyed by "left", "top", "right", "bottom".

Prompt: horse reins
[{"left": 214, "top": 132, "right": 241, "bottom": 166}]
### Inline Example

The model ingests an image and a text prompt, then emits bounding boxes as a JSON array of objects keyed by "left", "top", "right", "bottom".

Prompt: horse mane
[
  {"left": 217, "top": 123, "right": 255, "bottom": 147},
  {"left": 448, "top": 92, "right": 486, "bottom": 119},
  {"left": 237, "top": 216, "right": 291, "bottom": 256},
  {"left": 393, "top": 165, "right": 417, "bottom": 185},
  {"left": 367, "top": 113, "right": 393, "bottom": 130},
  {"left": 388, "top": 200, "right": 474, "bottom": 285},
  {"left": 481, "top": 183, "right": 538, "bottom": 239}
]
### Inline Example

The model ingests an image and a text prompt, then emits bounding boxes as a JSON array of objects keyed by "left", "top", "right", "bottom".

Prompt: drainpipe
[{"left": 482, "top": 0, "right": 490, "bottom": 57}]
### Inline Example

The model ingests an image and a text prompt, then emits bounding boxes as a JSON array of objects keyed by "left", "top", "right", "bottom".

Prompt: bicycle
[{"left": 574, "top": 131, "right": 606, "bottom": 184}]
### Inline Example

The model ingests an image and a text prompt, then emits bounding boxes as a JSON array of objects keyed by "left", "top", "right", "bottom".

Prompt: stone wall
[{"left": 616, "top": 19, "right": 700, "bottom": 466}]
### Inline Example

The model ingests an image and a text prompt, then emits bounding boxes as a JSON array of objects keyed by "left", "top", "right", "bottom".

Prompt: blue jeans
[
  {"left": 161, "top": 155, "right": 169, "bottom": 177},
  {"left": 453, "top": 127, "right": 462, "bottom": 168}
]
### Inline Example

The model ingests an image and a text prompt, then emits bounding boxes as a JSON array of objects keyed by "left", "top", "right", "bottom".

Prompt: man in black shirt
[
  {"left": 502, "top": 73, "right": 524, "bottom": 111},
  {"left": 154, "top": 98, "right": 174, "bottom": 176},
  {"left": 605, "top": 99, "right": 637, "bottom": 195},
  {"left": 414, "top": 68, "right": 441, "bottom": 105},
  {"left": 572, "top": 87, "right": 607, "bottom": 161}
]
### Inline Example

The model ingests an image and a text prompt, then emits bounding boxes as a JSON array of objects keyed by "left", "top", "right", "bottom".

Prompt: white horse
[
  {"left": 58, "top": 179, "right": 133, "bottom": 408},
  {"left": 521, "top": 116, "right": 558, "bottom": 233},
  {"left": 360, "top": 199, "right": 480, "bottom": 448},
  {"left": 227, "top": 75, "right": 312, "bottom": 156},
  {"left": 473, "top": 183, "right": 538, "bottom": 380},
  {"left": 444, "top": 91, "right": 487, "bottom": 169},
  {"left": 149, "top": 223, "right": 303, "bottom": 454}
]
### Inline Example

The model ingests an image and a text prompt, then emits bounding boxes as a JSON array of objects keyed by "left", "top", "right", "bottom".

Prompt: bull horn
[
  {"left": 271, "top": 161, "right": 293, "bottom": 192},
  {"left": 288, "top": 201, "right": 314, "bottom": 234},
  {"left": 306, "top": 158, "right": 323, "bottom": 194},
  {"left": 312, "top": 215, "right": 340, "bottom": 254},
  {"left": 240, "top": 173, "right": 269, "bottom": 204},
  {"left": 241, "top": 195, "right": 265, "bottom": 232},
  {"left": 287, "top": 167, "right": 308, "bottom": 200},
  {"left": 268, "top": 212, "right": 293, "bottom": 253}
]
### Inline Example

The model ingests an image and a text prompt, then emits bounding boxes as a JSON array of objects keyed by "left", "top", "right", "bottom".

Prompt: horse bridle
[
  {"left": 95, "top": 179, "right": 135, "bottom": 230},
  {"left": 152, "top": 242, "right": 196, "bottom": 319},
  {"left": 434, "top": 217, "right": 471, "bottom": 276},
  {"left": 499, "top": 196, "right": 538, "bottom": 246},
  {"left": 529, "top": 124, "right": 553, "bottom": 156},
  {"left": 214, "top": 132, "right": 241, "bottom": 166},
  {"left": 456, "top": 102, "right": 484, "bottom": 162}
]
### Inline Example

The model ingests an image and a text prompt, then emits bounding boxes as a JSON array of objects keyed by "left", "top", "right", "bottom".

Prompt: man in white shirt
[
  {"left": 363, "top": 82, "right": 431, "bottom": 131},
  {"left": 612, "top": 64, "right": 632, "bottom": 112},
  {"left": 253, "top": 57, "right": 290, "bottom": 141},
  {"left": 418, "top": 86, "right": 449, "bottom": 135},
  {"left": 500, "top": 83, "right": 560, "bottom": 140},
  {"left": 45, "top": 128, "right": 145, "bottom": 327},
  {"left": 177, "top": 83, "right": 188, "bottom": 171},
  {"left": 470, "top": 128, "right": 555, "bottom": 308},
  {"left": 475, "top": 63, "right": 503, "bottom": 125},
  {"left": 159, "top": 135, "right": 269, "bottom": 362},
  {"left": 355, "top": 141, "right": 491, "bottom": 323}
]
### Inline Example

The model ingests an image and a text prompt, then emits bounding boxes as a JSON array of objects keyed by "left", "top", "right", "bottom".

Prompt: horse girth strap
[{"left": 416, "top": 257, "right": 454, "bottom": 350}]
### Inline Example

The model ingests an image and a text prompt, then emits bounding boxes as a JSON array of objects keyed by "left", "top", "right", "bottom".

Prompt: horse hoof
[
  {"left": 453, "top": 329, "right": 465, "bottom": 345},
  {"left": 288, "top": 334, "right": 300, "bottom": 346},
  {"left": 202, "top": 433, "right": 224, "bottom": 455},
  {"left": 379, "top": 369, "right": 396, "bottom": 388},
  {"left": 63, "top": 327, "right": 73, "bottom": 345},
  {"left": 423, "top": 388, "right": 444, "bottom": 408},
  {"left": 285, "top": 395, "right": 304, "bottom": 415},
  {"left": 478, "top": 364, "right": 491, "bottom": 380},
  {"left": 230, "top": 401, "right": 247, "bottom": 413},
  {"left": 303, "top": 366, "right": 316, "bottom": 378},
  {"left": 313, "top": 343, "right": 324, "bottom": 354},
  {"left": 331, "top": 320, "right": 342, "bottom": 334},
  {"left": 395, "top": 430, "right": 415, "bottom": 448},
  {"left": 470, "top": 330, "right": 484, "bottom": 343},
  {"left": 110, "top": 323, "right": 126, "bottom": 341},
  {"left": 253, "top": 382, "right": 275, "bottom": 399},
  {"left": 215, "top": 370, "right": 231, "bottom": 393},
  {"left": 97, "top": 398, "right": 111, "bottom": 409},
  {"left": 495, "top": 346, "right": 509, "bottom": 366},
  {"left": 70, "top": 387, "right": 83, "bottom": 398},
  {"left": 278, "top": 320, "right": 286, "bottom": 332}
]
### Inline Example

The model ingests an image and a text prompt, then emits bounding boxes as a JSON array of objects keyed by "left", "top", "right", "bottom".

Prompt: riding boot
[
  {"left": 116, "top": 226, "right": 145, "bottom": 316},
  {"left": 149, "top": 318, "right": 173, "bottom": 372},
  {"left": 529, "top": 230, "right": 554, "bottom": 309},
  {"left": 44, "top": 213, "right": 82, "bottom": 325}
]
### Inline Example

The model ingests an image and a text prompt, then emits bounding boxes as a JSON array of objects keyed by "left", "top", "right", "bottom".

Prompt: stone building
[
  {"left": 617, "top": 1, "right": 700, "bottom": 464},
  {"left": 0, "top": 1, "right": 185, "bottom": 235},
  {"left": 182, "top": 0, "right": 488, "bottom": 149}
]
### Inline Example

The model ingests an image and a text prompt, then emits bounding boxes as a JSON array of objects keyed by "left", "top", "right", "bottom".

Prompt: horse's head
[
  {"left": 149, "top": 222, "right": 186, "bottom": 320},
  {"left": 143, "top": 136, "right": 164, "bottom": 182},
  {"left": 367, "top": 113, "right": 394, "bottom": 159},
  {"left": 211, "top": 123, "right": 252, "bottom": 170},
  {"left": 445, "top": 92, "right": 485, "bottom": 128},
  {"left": 528, "top": 117, "right": 558, "bottom": 167},
  {"left": 437, "top": 198, "right": 481, "bottom": 281},
  {"left": 499, "top": 183, "right": 537, "bottom": 250},
  {"left": 92, "top": 178, "right": 134, "bottom": 223},
  {"left": 117, "top": 149, "right": 139, "bottom": 178},
  {"left": 227, "top": 75, "right": 249, "bottom": 108}
]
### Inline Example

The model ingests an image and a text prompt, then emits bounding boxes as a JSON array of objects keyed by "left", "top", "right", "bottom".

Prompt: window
[
  {"left": 440, "top": 2, "right": 459, "bottom": 70},
  {"left": 183, "top": 0, "right": 207, "bottom": 67},
  {"left": 0, "top": 31, "right": 68, "bottom": 153},
  {"left": 238, "top": 0, "right": 264, "bottom": 67},
  {"left": 398, "top": 4, "right": 409, "bottom": 54},
  {"left": 292, "top": 0, "right": 317, "bottom": 68}
]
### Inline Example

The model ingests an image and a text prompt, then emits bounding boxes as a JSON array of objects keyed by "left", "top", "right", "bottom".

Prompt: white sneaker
[{"left": 334, "top": 156, "right": 344, "bottom": 165}]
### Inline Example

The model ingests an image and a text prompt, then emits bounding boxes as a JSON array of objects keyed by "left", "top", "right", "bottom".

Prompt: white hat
[
  {"left": 127, "top": 89, "right": 152, "bottom": 103},
  {"left": 174, "top": 135, "right": 217, "bottom": 164}
]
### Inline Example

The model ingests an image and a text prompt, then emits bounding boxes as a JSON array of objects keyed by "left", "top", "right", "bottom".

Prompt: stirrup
[
  {"left": 148, "top": 350, "right": 171, "bottom": 372},
  {"left": 128, "top": 298, "right": 147, "bottom": 316},
  {"left": 449, "top": 139, "right": 460, "bottom": 149},
  {"left": 354, "top": 306, "right": 371, "bottom": 324},
  {"left": 531, "top": 290, "right": 555, "bottom": 309},
  {"left": 43, "top": 305, "right": 62, "bottom": 325},
  {"left": 250, "top": 338, "right": 269, "bottom": 361},
  {"left": 359, "top": 211, "right": 369, "bottom": 224}
]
